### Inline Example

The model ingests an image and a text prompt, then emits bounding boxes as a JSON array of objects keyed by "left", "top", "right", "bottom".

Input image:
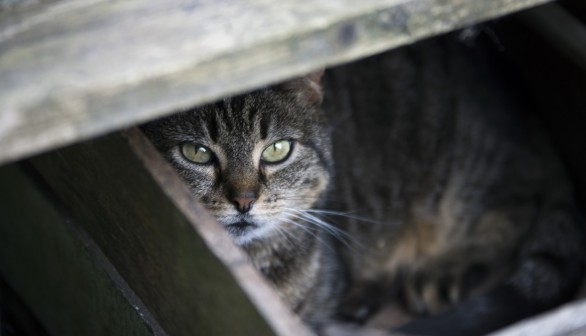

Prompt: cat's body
[
  {"left": 143, "top": 32, "right": 585, "bottom": 335},
  {"left": 323, "top": 33, "right": 585, "bottom": 334}
]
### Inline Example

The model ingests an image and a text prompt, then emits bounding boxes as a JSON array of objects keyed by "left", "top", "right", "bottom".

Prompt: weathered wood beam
[{"left": 0, "top": 0, "right": 552, "bottom": 164}]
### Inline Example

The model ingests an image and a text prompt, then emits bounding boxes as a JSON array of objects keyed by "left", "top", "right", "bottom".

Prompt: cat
[
  {"left": 141, "top": 72, "right": 345, "bottom": 327},
  {"left": 142, "top": 31, "right": 585, "bottom": 335}
]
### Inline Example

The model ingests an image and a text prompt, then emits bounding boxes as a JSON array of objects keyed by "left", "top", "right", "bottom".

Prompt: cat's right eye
[{"left": 181, "top": 143, "right": 213, "bottom": 164}]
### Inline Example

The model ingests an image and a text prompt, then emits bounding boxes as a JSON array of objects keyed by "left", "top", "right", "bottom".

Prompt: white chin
[{"left": 232, "top": 223, "right": 276, "bottom": 246}]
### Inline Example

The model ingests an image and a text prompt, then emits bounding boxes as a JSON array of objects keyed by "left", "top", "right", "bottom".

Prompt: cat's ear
[{"left": 281, "top": 70, "right": 325, "bottom": 106}]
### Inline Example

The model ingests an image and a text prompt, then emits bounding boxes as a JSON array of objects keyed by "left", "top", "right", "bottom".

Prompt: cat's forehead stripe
[
  {"left": 204, "top": 109, "right": 219, "bottom": 143},
  {"left": 204, "top": 93, "right": 273, "bottom": 142},
  {"left": 259, "top": 106, "right": 270, "bottom": 140}
]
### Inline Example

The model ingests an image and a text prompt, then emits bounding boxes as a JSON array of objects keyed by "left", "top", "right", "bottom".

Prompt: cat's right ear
[{"left": 280, "top": 70, "right": 325, "bottom": 106}]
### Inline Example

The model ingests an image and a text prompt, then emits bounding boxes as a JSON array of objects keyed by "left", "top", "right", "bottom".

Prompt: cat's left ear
[{"left": 281, "top": 70, "right": 325, "bottom": 106}]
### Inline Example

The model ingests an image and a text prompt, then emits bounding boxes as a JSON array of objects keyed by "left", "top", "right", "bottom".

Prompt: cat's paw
[
  {"left": 398, "top": 260, "right": 495, "bottom": 315},
  {"left": 336, "top": 283, "right": 386, "bottom": 323}
]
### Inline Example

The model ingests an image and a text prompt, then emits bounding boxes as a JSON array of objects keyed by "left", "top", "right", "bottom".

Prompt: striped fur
[{"left": 143, "top": 31, "right": 585, "bottom": 335}]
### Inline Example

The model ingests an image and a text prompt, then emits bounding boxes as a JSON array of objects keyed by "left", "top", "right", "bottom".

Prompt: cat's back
[{"left": 322, "top": 32, "right": 583, "bottom": 323}]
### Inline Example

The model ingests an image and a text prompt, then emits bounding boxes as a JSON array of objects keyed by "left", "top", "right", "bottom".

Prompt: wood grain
[{"left": 0, "top": 0, "right": 552, "bottom": 164}]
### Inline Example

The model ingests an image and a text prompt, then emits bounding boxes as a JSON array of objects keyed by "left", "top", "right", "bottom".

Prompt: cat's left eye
[
  {"left": 261, "top": 140, "right": 292, "bottom": 164},
  {"left": 181, "top": 143, "right": 213, "bottom": 164}
]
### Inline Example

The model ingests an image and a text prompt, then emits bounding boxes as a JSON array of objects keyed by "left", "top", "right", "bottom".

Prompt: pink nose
[{"left": 232, "top": 195, "right": 256, "bottom": 213}]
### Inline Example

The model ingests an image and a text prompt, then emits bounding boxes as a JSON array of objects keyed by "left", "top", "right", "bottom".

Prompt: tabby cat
[{"left": 142, "top": 31, "right": 585, "bottom": 335}]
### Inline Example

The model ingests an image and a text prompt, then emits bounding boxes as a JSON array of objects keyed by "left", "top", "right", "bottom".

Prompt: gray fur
[{"left": 142, "top": 32, "right": 585, "bottom": 333}]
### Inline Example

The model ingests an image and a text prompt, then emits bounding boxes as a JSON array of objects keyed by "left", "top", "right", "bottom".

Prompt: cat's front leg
[{"left": 397, "top": 253, "right": 505, "bottom": 316}]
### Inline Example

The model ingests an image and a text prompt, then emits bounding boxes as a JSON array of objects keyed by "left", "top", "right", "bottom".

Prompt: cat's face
[{"left": 142, "top": 78, "right": 331, "bottom": 246}]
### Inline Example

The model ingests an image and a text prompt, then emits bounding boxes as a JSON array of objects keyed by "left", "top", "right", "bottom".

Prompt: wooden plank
[
  {"left": 0, "top": 0, "right": 552, "bottom": 165},
  {"left": 490, "top": 299, "right": 586, "bottom": 336},
  {"left": 28, "top": 128, "right": 310, "bottom": 336},
  {"left": 0, "top": 164, "right": 163, "bottom": 336}
]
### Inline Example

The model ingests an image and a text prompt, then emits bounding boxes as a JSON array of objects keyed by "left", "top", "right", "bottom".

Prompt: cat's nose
[{"left": 231, "top": 192, "right": 257, "bottom": 213}]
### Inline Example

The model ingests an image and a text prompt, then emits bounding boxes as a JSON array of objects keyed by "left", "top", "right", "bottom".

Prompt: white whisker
[
  {"left": 281, "top": 218, "right": 334, "bottom": 251},
  {"left": 274, "top": 225, "right": 300, "bottom": 246},
  {"left": 285, "top": 208, "right": 363, "bottom": 251},
  {"left": 303, "top": 209, "right": 381, "bottom": 225}
]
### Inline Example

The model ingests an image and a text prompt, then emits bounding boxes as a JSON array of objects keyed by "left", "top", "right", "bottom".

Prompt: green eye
[
  {"left": 181, "top": 143, "right": 213, "bottom": 164},
  {"left": 261, "top": 140, "right": 292, "bottom": 163}
]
